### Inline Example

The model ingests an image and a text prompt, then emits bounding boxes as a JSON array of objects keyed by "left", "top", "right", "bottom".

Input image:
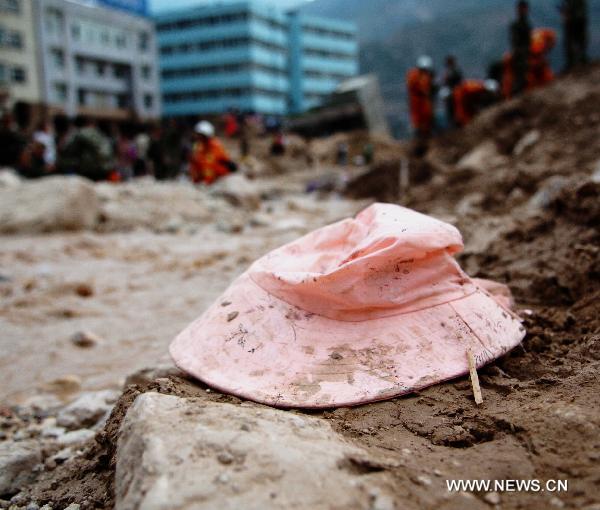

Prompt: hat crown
[{"left": 250, "top": 203, "right": 475, "bottom": 321}]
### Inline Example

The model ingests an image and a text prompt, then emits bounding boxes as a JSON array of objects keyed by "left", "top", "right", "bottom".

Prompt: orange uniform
[
  {"left": 189, "top": 138, "right": 231, "bottom": 185},
  {"left": 502, "top": 28, "right": 556, "bottom": 98},
  {"left": 528, "top": 28, "right": 556, "bottom": 88},
  {"left": 407, "top": 68, "right": 434, "bottom": 135},
  {"left": 453, "top": 80, "right": 487, "bottom": 127}
]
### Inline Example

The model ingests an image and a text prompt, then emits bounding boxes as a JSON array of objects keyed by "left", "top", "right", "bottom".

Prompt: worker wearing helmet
[
  {"left": 528, "top": 28, "right": 557, "bottom": 88},
  {"left": 406, "top": 56, "right": 435, "bottom": 141},
  {"left": 453, "top": 79, "right": 500, "bottom": 127},
  {"left": 189, "top": 121, "right": 236, "bottom": 185}
]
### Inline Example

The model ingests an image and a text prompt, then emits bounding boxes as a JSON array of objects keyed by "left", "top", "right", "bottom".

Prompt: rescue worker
[
  {"left": 407, "top": 56, "right": 435, "bottom": 142},
  {"left": 189, "top": 121, "right": 236, "bottom": 185},
  {"left": 442, "top": 55, "right": 463, "bottom": 127},
  {"left": 528, "top": 28, "right": 557, "bottom": 89},
  {"left": 560, "top": 0, "right": 588, "bottom": 70},
  {"left": 509, "top": 0, "right": 532, "bottom": 95},
  {"left": 453, "top": 79, "right": 500, "bottom": 127}
]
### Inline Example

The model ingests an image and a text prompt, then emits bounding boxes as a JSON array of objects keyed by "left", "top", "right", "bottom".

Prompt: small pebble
[
  {"left": 217, "top": 452, "right": 234, "bottom": 465},
  {"left": 227, "top": 311, "right": 239, "bottom": 322},
  {"left": 484, "top": 492, "right": 500, "bottom": 505}
]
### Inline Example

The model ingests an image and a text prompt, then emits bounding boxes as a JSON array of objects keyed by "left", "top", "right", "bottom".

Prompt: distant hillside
[{"left": 302, "top": 0, "right": 600, "bottom": 137}]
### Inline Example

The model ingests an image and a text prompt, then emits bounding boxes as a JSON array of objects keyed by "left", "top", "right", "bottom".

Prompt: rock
[
  {"left": 210, "top": 174, "right": 262, "bottom": 210},
  {"left": 115, "top": 392, "right": 393, "bottom": 510},
  {"left": 0, "top": 441, "right": 42, "bottom": 496},
  {"left": 46, "top": 375, "right": 82, "bottom": 395},
  {"left": 527, "top": 175, "right": 570, "bottom": 211},
  {"left": 64, "top": 504, "right": 80, "bottom": 510},
  {"left": 69, "top": 331, "right": 103, "bottom": 349},
  {"left": 513, "top": 129, "right": 540, "bottom": 156},
  {"left": 457, "top": 140, "right": 507, "bottom": 173},
  {"left": 0, "top": 169, "right": 21, "bottom": 188},
  {"left": 484, "top": 491, "right": 501, "bottom": 505},
  {"left": 0, "top": 176, "right": 99, "bottom": 234},
  {"left": 56, "top": 429, "right": 95, "bottom": 446},
  {"left": 56, "top": 390, "right": 119, "bottom": 430}
]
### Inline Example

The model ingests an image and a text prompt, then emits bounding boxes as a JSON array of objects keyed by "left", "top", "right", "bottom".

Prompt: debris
[
  {"left": 70, "top": 331, "right": 103, "bottom": 349},
  {"left": 226, "top": 311, "right": 239, "bottom": 322},
  {"left": 56, "top": 390, "right": 119, "bottom": 430},
  {"left": 0, "top": 441, "right": 42, "bottom": 495},
  {"left": 513, "top": 130, "right": 541, "bottom": 156},
  {"left": 467, "top": 350, "right": 483, "bottom": 405}
]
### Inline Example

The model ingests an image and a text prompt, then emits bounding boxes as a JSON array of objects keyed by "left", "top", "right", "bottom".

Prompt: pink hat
[{"left": 170, "top": 203, "right": 525, "bottom": 408}]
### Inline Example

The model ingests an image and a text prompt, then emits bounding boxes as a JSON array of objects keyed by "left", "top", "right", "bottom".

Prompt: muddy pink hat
[{"left": 171, "top": 203, "right": 525, "bottom": 408}]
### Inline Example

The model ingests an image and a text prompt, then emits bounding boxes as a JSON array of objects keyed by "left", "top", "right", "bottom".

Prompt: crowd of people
[
  {"left": 0, "top": 108, "right": 289, "bottom": 185},
  {"left": 406, "top": 0, "right": 590, "bottom": 147}
]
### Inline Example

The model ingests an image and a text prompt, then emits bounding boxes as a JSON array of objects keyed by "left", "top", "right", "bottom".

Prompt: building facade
[
  {"left": 34, "top": 0, "right": 161, "bottom": 120},
  {"left": 155, "top": 1, "right": 357, "bottom": 118},
  {"left": 0, "top": 0, "right": 42, "bottom": 108},
  {"left": 288, "top": 12, "right": 357, "bottom": 114}
]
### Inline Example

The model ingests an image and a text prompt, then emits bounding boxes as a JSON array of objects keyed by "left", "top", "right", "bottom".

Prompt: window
[
  {"left": 139, "top": 32, "right": 149, "bottom": 51},
  {"left": 54, "top": 83, "right": 67, "bottom": 103},
  {"left": 144, "top": 94, "right": 153, "bottom": 108},
  {"left": 0, "top": 63, "right": 6, "bottom": 84},
  {"left": 45, "top": 8, "right": 64, "bottom": 34},
  {"left": 75, "top": 57, "right": 85, "bottom": 75},
  {"left": 100, "top": 30, "right": 109, "bottom": 45},
  {"left": 114, "top": 65, "right": 129, "bottom": 78},
  {"left": 0, "top": 0, "right": 19, "bottom": 14},
  {"left": 77, "top": 89, "right": 86, "bottom": 106},
  {"left": 115, "top": 33, "right": 126, "bottom": 49},
  {"left": 51, "top": 49, "right": 64, "bottom": 69},
  {"left": 71, "top": 24, "right": 81, "bottom": 41},
  {"left": 117, "top": 94, "right": 130, "bottom": 108},
  {"left": 11, "top": 66, "right": 25, "bottom": 83},
  {"left": 95, "top": 62, "right": 105, "bottom": 76},
  {"left": 0, "top": 27, "right": 23, "bottom": 49},
  {"left": 141, "top": 65, "right": 152, "bottom": 80}
]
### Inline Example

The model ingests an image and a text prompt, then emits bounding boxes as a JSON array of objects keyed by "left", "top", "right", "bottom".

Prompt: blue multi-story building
[{"left": 155, "top": 1, "right": 357, "bottom": 118}]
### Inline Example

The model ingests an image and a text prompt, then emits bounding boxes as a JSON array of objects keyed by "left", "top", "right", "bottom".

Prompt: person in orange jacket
[
  {"left": 453, "top": 79, "right": 500, "bottom": 127},
  {"left": 407, "top": 56, "right": 435, "bottom": 140},
  {"left": 528, "top": 28, "right": 556, "bottom": 89},
  {"left": 189, "top": 121, "right": 236, "bottom": 185},
  {"left": 502, "top": 28, "right": 556, "bottom": 98}
]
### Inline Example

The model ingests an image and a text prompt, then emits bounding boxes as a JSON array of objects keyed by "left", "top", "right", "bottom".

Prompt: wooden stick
[{"left": 467, "top": 350, "right": 483, "bottom": 405}]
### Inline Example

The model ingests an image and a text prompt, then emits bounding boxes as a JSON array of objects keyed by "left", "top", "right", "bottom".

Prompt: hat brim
[{"left": 170, "top": 273, "right": 525, "bottom": 408}]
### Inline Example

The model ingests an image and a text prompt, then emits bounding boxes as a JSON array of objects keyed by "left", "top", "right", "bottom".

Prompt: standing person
[
  {"left": 442, "top": 55, "right": 463, "bottom": 127},
  {"left": 407, "top": 56, "right": 435, "bottom": 148},
  {"left": 189, "top": 121, "right": 236, "bottom": 185},
  {"left": 33, "top": 120, "right": 56, "bottom": 171},
  {"left": 0, "top": 112, "right": 26, "bottom": 169},
  {"left": 560, "top": 0, "right": 588, "bottom": 70},
  {"left": 147, "top": 124, "right": 167, "bottom": 180},
  {"left": 134, "top": 127, "right": 150, "bottom": 177},
  {"left": 510, "top": 0, "right": 532, "bottom": 96}
]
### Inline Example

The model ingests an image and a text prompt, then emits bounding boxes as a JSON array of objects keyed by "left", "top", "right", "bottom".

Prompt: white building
[{"left": 34, "top": 0, "right": 161, "bottom": 120}]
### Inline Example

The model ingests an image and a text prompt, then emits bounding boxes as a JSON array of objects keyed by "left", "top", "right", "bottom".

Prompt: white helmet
[
  {"left": 417, "top": 55, "right": 433, "bottom": 71},
  {"left": 484, "top": 79, "right": 500, "bottom": 93},
  {"left": 194, "top": 120, "right": 215, "bottom": 137}
]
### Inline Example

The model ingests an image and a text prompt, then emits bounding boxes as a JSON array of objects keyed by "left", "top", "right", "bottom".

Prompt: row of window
[
  {"left": 0, "top": 0, "right": 19, "bottom": 14},
  {"left": 0, "top": 62, "right": 26, "bottom": 84},
  {"left": 157, "top": 12, "right": 286, "bottom": 33},
  {"left": 45, "top": 8, "right": 151, "bottom": 52},
  {"left": 160, "top": 36, "right": 287, "bottom": 56},
  {"left": 164, "top": 87, "right": 286, "bottom": 103},
  {"left": 303, "top": 47, "right": 356, "bottom": 61},
  {"left": 162, "top": 62, "right": 286, "bottom": 80},
  {"left": 52, "top": 83, "right": 155, "bottom": 110},
  {"left": 49, "top": 50, "right": 153, "bottom": 81},
  {"left": 302, "top": 25, "right": 355, "bottom": 41},
  {"left": 0, "top": 26, "right": 23, "bottom": 49}
]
